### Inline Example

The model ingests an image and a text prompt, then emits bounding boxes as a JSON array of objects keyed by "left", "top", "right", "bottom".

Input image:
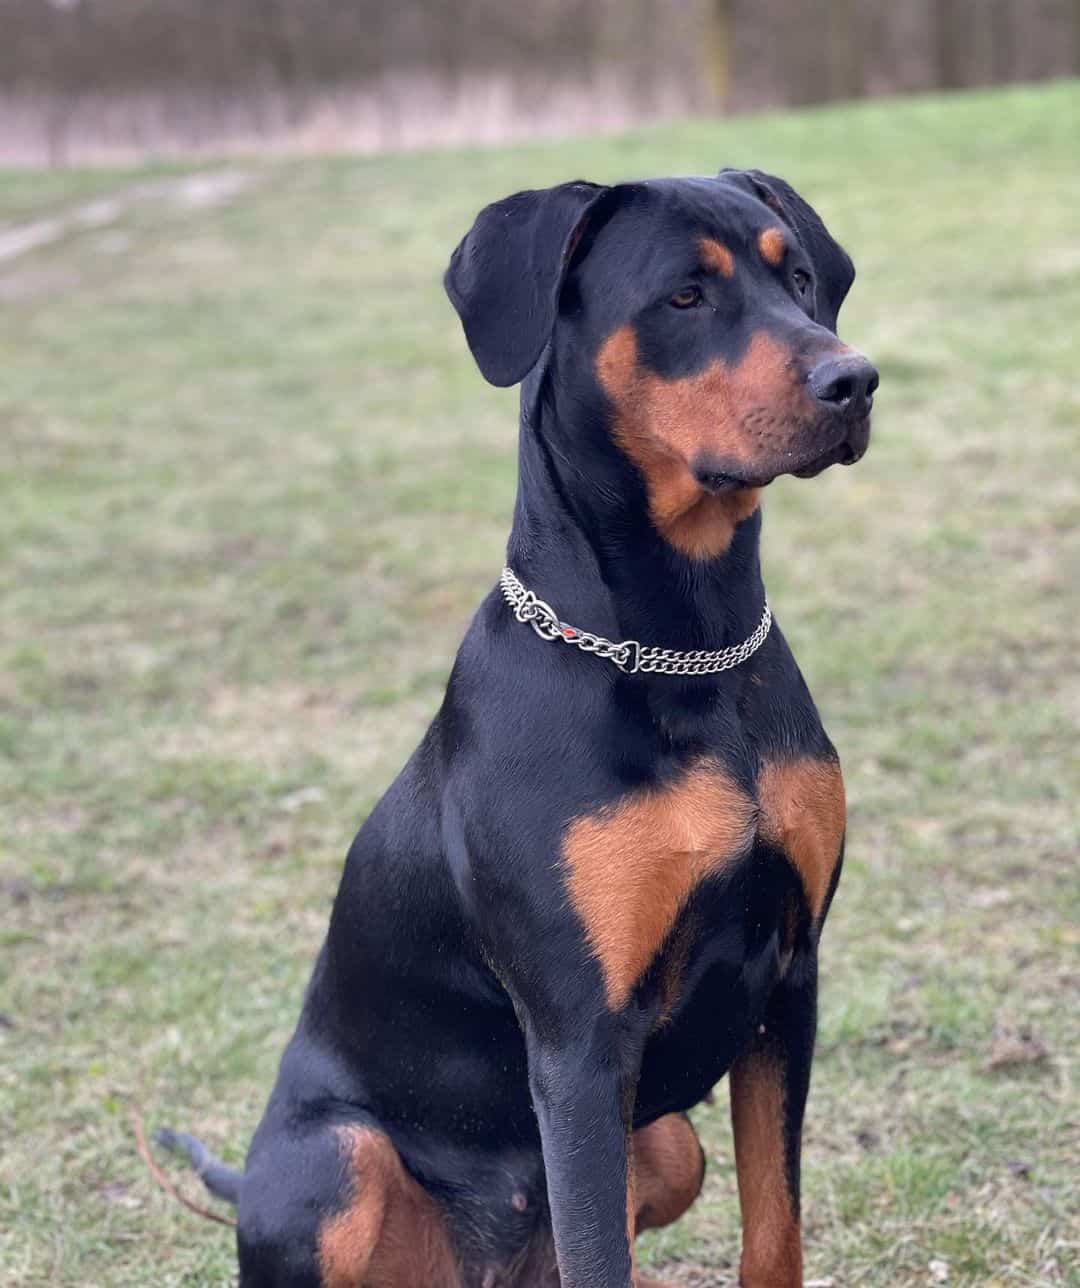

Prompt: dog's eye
[
  {"left": 670, "top": 286, "right": 703, "bottom": 309},
  {"left": 792, "top": 269, "right": 813, "bottom": 300}
]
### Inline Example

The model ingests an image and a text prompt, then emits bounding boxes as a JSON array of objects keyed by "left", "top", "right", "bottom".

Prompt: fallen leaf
[
  {"left": 986, "top": 1024, "right": 1049, "bottom": 1070},
  {"left": 279, "top": 785, "right": 326, "bottom": 812},
  {"left": 969, "top": 886, "right": 1013, "bottom": 909}
]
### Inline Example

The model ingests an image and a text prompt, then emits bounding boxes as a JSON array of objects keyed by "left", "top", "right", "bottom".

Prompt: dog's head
[{"left": 446, "top": 170, "right": 877, "bottom": 559}]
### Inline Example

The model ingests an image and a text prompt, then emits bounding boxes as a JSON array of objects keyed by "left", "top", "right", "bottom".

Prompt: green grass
[{"left": 2, "top": 80, "right": 1078, "bottom": 1286}]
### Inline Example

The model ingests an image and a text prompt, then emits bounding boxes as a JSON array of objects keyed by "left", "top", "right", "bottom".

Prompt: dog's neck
[{"left": 505, "top": 379, "right": 767, "bottom": 661}]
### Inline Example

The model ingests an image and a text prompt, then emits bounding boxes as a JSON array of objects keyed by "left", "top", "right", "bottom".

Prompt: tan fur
[
  {"left": 596, "top": 324, "right": 818, "bottom": 559},
  {"left": 314, "top": 1114, "right": 706, "bottom": 1287},
  {"left": 562, "top": 762, "right": 757, "bottom": 1009},
  {"left": 655, "top": 911, "right": 698, "bottom": 1024},
  {"left": 699, "top": 236, "right": 735, "bottom": 277},
  {"left": 757, "top": 757, "right": 845, "bottom": 925},
  {"left": 730, "top": 1051, "right": 803, "bottom": 1287},
  {"left": 758, "top": 226, "right": 787, "bottom": 266},
  {"left": 633, "top": 1114, "right": 705, "bottom": 1234},
  {"left": 627, "top": 1116, "right": 704, "bottom": 1288},
  {"left": 626, "top": 1132, "right": 639, "bottom": 1279},
  {"left": 318, "top": 1125, "right": 460, "bottom": 1288}
]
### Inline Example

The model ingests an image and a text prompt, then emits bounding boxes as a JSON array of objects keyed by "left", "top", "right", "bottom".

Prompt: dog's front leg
[
  {"left": 729, "top": 956, "right": 818, "bottom": 1288},
  {"left": 524, "top": 1015, "right": 638, "bottom": 1288}
]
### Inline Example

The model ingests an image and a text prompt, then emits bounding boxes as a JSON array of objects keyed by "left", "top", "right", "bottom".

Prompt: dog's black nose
[{"left": 808, "top": 354, "right": 879, "bottom": 412}]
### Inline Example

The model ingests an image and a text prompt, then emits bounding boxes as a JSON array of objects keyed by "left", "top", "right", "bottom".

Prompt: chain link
[{"left": 499, "top": 566, "right": 771, "bottom": 676}]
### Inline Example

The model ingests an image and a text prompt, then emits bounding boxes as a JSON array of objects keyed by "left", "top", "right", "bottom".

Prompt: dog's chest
[{"left": 560, "top": 755, "right": 845, "bottom": 1012}]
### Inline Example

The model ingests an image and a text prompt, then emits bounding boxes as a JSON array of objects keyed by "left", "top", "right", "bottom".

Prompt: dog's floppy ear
[
  {"left": 720, "top": 168, "right": 855, "bottom": 332},
  {"left": 444, "top": 181, "right": 611, "bottom": 387}
]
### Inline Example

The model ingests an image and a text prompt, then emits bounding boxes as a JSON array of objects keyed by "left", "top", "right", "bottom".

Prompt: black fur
[{"left": 155, "top": 1128, "right": 242, "bottom": 1204}]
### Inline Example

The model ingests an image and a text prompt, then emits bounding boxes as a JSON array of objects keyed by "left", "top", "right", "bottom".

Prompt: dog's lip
[
  {"left": 790, "top": 420, "right": 872, "bottom": 479},
  {"left": 792, "top": 442, "right": 855, "bottom": 478},
  {"left": 692, "top": 418, "right": 871, "bottom": 491},
  {"left": 694, "top": 468, "right": 772, "bottom": 493}
]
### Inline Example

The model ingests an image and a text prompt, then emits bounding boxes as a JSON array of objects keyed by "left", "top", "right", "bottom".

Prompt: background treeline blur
[{"left": 3, "top": 0, "right": 1079, "bottom": 164}]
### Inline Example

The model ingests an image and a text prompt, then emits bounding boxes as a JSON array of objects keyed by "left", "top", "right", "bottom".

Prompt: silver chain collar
[{"left": 499, "top": 566, "right": 772, "bottom": 676}]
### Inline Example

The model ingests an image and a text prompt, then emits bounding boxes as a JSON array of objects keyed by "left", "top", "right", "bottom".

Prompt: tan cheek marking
[
  {"left": 758, "top": 226, "right": 787, "bottom": 266},
  {"left": 597, "top": 325, "right": 810, "bottom": 559},
  {"left": 595, "top": 322, "right": 639, "bottom": 401},
  {"left": 699, "top": 236, "right": 735, "bottom": 277},
  {"left": 318, "top": 1126, "right": 460, "bottom": 1288},
  {"left": 757, "top": 757, "right": 845, "bottom": 925},
  {"left": 729, "top": 1051, "right": 803, "bottom": 1286},
  {"left": 632, "top": 1114, "right": 705, "bottom": 1235},
  {"left": 563, "top": 763, "right": 757, "bottom": 1010}
]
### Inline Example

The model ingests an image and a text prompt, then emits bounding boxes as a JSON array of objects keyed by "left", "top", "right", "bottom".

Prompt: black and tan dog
[{"left": 161, "top": 167, "right": 877, "bottom": 1287}]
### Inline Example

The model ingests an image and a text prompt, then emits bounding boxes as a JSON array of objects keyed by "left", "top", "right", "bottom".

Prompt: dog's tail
[{"left": 154, "top": 1127, "right": 243, "bottom": 1206}]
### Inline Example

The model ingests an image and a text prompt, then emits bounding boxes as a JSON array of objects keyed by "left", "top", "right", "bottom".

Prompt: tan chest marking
[
  {"left": 757, "top": 757, "right": 845, "bottom": 925},
  {"left": 562, "top": 763, "right": 757, "bottom": 1010}
]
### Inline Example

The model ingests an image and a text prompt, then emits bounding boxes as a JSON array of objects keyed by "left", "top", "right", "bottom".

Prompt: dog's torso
[{"left": 248, "top": 593, "right": 842, "bottom": 1281}]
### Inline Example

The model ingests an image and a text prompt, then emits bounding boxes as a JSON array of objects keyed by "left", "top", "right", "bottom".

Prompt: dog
[{"left": 160, "top": 166, "right": 877, "bottom": 1288}]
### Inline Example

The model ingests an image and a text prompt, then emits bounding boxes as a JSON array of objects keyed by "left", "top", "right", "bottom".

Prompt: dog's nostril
[
  {"left": 829, "top": 377, "right": 854, "bottom": 405},
  {"left": 866, "top": 369, "right": 880, "bottom": 397}
]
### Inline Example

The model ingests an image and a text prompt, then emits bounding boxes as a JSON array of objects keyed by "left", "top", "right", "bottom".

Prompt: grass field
[{"left": 2, "top": 81, "right": 1078, "bottom": 1287}]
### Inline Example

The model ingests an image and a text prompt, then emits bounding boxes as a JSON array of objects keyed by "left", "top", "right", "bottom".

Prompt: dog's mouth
[
  {"left": 693, "top": 466, "right": 774, "bottom": 492},
  {"left": 791, "top": 434, "right": 867, "bottom": 478},
  {"left": 693, "top": 417, "right": 871, "bottom": 492}
]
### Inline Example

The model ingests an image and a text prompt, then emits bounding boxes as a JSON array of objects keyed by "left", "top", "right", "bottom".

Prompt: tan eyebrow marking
[
  {"left": 699, "top": 237, "right": 735, "bottom": 278},
  {"left": 757, "top": 227, "right": 787, "bottom": 266}
]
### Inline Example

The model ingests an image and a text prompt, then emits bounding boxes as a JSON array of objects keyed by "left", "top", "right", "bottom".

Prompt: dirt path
[{"left": 0, "top": 167, "right": 252, "bottom": 265}]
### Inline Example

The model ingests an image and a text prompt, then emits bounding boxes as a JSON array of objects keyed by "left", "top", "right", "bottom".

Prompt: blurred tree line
[{"left": 2, "top": 0, "right": 1078, "bottom": 163}]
